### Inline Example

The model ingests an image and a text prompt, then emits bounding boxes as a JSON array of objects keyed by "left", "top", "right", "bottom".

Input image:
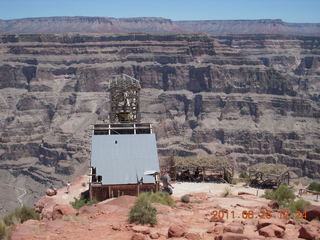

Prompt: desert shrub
[
  {"left": 181, "top": 195, "right": 190, "bottom": 203},
  {"left": 289, "top": 199, "right": 311, "bottom": 212},
  {"left": 231, "top": 178, "right": 240, "bottom": 184},
  {"left": 263, "top": 184, "right": 295, "bottom": 207},
  {"left": 221, "top": 187, "right": 232, "bottom": 197},
  {"left": 147, "top": 192, "right": 175, "bottom": 207},
  {"left": 70, "top": 197, "right": 99, "bottom": 210},
  {"left": 3, "top": 206, "right": 39, "bottom": 226},
  {"left": 129, "top": 193, "right": 157, "bottom": 225},
  {"left": 239, "top": 172, "right": 249, "bottom": 179},
  {"left": 0, "top": 221, "right": 10, "bottom": 240},
  {"left": 308, "top": 182, "right": 320, "bottom": 192}
]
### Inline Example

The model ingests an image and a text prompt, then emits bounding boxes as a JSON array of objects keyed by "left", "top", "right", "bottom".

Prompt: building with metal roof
[{"left": 89, "top": 75, "right": 160, "bottom": 200}]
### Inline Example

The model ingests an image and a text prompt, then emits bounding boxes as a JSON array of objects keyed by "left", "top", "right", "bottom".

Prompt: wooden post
[
  {"left": 137, "top": 184, "right": 140, "bottom": 196},
  {"left": 89, "top": 184, "right": 92, "bottom": 201},
  {"left": 108, "top": 186, "right": 111, "bottom": 198},
  {"left": 202, "top": 167, "right": 205, "bottom": 182}
]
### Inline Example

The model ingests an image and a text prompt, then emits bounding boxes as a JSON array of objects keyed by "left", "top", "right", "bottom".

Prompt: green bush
[
  {"left": 289, "top": 199, "right": 311, "bottom": 212},
  {"left": 221, "top": 187, "right": 232, "bottom": 197},
  {"left": 70, "top": 197, "right": 99, "bottom": 210},
  {"left": 231, "top": 178, "right": 240, "bottom": 185},
  {"left": 308, "top": 182, "right": 320, "bottom": 192},
  {"left": 239, "top": 172, "right": 249, "bottom": 179},
  {"left": 3, "top": 206, "right": 39, "bottom": 226},
  {"left": 0, "top": 221, "right": 10, "bottom": 240},
  {"left": 129, "top": 193, "right": 157, "bottom": 225},
  {"left": 181, "top": 195, "right": 190, "bottom": 203},
  {"left": 147, "top": 192, "right": 175, "bottom": 207},
  {"left": 263, "top": 184, "right": 295, "bottom": 207}
]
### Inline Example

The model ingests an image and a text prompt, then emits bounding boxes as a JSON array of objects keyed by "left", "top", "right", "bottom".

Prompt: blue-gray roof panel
[{"left": 91, "top": 134, "right": 159, "bottom": 184}]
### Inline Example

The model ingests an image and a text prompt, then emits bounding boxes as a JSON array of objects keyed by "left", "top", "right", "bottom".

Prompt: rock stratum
[
  {"left": 0, "top": 17, "right": 319, "bottom": 35},
  {"left": 0, "top": 33, "right": 320, "bottom": 217}
]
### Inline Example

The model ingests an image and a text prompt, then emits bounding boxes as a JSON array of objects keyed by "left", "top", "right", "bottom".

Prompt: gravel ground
[
  {"left": 172, "top": 182, "right": 265, "bottom": 197},
  {"left": 172, "top": 181, "right": 320, "bottom": 205}
]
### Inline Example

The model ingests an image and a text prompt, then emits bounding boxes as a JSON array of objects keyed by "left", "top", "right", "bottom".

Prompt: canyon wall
[
  {"left": 0, "top": 33, "right": 319, "bottom": 216},
  {"left": 0, "top": 17, "right": 319, "bottom": 35}
]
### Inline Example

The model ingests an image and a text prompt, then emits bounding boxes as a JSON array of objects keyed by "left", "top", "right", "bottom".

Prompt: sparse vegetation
[
  {"left": 129, "top": 193, "right": 157, "bottom": 225},
  {"left": 239, "top": 172, "right": 249, "bottom": 179},
  {"left": 0, "top": 221, "right": 10, "bottom": 240},
  {"left": 70, "top": 197, "right": 99, "bottom": 210},
  {"left": 0, "top": 206, "right": 38, "bottom": 240},
  {"left": 231, "top": 178, "right": 240, "bottom": 185},
  {"left": 263, "top": 184, "right": 295, "bottom": 208},
  {"left": 289, "top": 199, "right": 311, "bottom": 212},
  {"left": 181, "top": 195, "right": 190, "bottom": 203},
  {"left": 308, "top": 181, "right": 320, "bottom": 192},
  {"left": 147, "top": 192, "right": 175, "bottom": 207},
  {"left": 128, "top": 192, "right": 175, "bottom": 225},
  {"left": 293, "top": 181, "right": 300, "bottom": 186},
  {"left": 221, "top": 187, "right": 232, "bottom": 197},
  {"left": 2, "top": 206, "right": 39, "bottom": 226}
]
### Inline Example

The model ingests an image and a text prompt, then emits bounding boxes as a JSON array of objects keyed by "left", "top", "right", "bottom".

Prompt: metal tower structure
[{"left": 109, "top": 74, "right": 141, "bottom": 123}]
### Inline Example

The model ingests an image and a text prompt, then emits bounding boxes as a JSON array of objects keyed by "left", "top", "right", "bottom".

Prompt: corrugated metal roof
[{"left": 91, "top": 134, "right": 159, "bottom": 185}]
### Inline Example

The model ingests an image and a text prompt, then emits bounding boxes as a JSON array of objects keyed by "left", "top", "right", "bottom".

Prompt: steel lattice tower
[{"left": 109, "top": 74, "right": 141, "bottom": 123}]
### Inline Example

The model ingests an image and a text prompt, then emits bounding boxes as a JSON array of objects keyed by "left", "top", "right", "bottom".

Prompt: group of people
[{"left": 177, "top": 167, "right": 202, "bottom": 182}]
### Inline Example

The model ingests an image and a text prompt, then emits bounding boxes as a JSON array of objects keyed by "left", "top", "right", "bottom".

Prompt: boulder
[
  {"left": 224, "top": 223, "right": 244, "bottom": 234},
  {"left": 168, "top": 224, "right": 186, "bottom": 238},
  {"left": 258, "top": 224, "right": 285, "bottom": 238},
  {"left": 150, "top": 232, "right": 160, "bottom": 239},
  {"left": 131, "top": 233, "right": 147, "bottom": 240},
  {"left": 46, "top": 188, "right": 57, "bottom": 196},
  {"left": 257, "top": 219, "right": 286, "bottom": 230},
  {"left": 111, "top": 224, "right": 122, "bottom": 231},
  {"left": 132, "top": 226, "right": 150, "bottom": 234},
  {"left": 185, "top": 232, "right": 201, "bottom": 240},
  {"left": 210, "top": 215, "right": 225, "bottom": 223},
  {"left": 52, "top": 204, "right": 78, "bottom": 220},
  {"left": 214, "top": 232, "right": 251, "bottom": 240},
  {"left": 286, "top": 219, "right": 296, "bottom": 225},
  {"left": 298, "top": 225, "right": 319, "bottom": 240},
  {"left": 268, "top": 200, "right": 279, "bottom": 209},
  {"left": 304, "top": 205, "right": 320, "bottom": 221}
]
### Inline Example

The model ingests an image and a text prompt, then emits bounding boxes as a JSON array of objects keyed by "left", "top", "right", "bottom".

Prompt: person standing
[
  {"left": 66, "top": 181, "right": 71, "bottom": 194},
  {"left": 161, "top": 172, "right": 174, "bottom": 195}
]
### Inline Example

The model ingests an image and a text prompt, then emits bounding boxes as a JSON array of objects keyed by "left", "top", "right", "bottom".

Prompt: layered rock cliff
[
  {"left": 0, "top": 17, "right": 319, "bottom": 35},
  {"left": 0, "top": 33, "right": 320, "bottom": 217}
]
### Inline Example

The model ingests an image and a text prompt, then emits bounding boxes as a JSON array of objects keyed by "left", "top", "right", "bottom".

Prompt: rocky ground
[{"left": 8, "top": 177, "right": 320, "bottom": 240}]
